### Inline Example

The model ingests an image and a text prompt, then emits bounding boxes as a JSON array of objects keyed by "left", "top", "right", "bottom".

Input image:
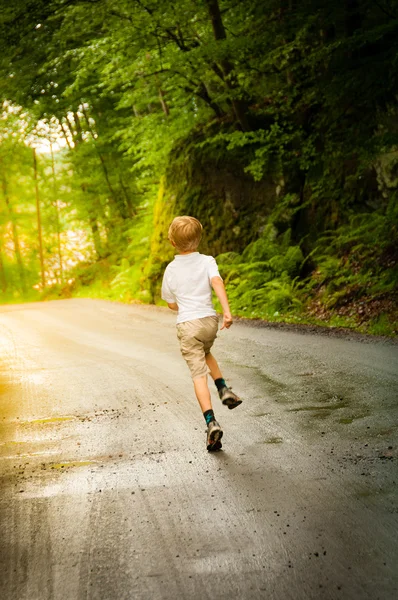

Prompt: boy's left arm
[
  {"left": 167, "top": 302, "right": 178, "bottom": 311},
  {"left": 211, "top": 276, "right": 233, "bottom": 330}
]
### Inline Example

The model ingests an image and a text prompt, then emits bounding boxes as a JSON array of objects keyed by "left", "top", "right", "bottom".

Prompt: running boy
[{"left": 161, "top": 216, "right": 242, "bottom": 451}]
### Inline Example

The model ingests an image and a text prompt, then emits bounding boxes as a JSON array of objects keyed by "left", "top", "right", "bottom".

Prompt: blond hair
[{"left": 168, "top": 216, "right": 203, "bottom": 252}]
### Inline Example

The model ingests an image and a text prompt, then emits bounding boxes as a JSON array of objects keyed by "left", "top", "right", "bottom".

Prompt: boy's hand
[
  {"left": 221, "top": 312, "right": 233, "bottom": 330},
  {"left": 167, "top": 302, "right": 178, "bottom": 311}
]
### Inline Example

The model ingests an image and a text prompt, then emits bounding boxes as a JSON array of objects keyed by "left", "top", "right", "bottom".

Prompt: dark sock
[
  {"left": 215, "top": 378, "right": 227, "bottom": 391},
  {"left": 204, "top": 409, "right": 215, "bottom": 425}
]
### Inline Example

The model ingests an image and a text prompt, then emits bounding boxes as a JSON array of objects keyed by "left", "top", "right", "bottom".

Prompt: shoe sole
[
  {"left": 207, "top": 428, "right": 223, "bottom": 451},
  {"left": 208, "top": 440, "right": 222, "bottom": 451},
  {"left": 222, "top": 398, "right": 242, "bottom": 410}
]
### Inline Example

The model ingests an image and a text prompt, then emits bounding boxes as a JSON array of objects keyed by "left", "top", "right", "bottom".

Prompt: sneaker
[
  {"left": 206, "top": 420, "right": 223, "bottom": 451},
  {"left": 219, "top": 386, "right": 242, "bottom": 410}
]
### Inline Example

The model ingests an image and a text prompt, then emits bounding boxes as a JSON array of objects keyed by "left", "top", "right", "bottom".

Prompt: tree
[{"left": 0, "top": 0, "right": 396, "bottom": 317}]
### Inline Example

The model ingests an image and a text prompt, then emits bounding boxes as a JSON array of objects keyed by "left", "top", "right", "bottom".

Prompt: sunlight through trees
[{"left": 0, "top": 0, "right": 396, "bottom": 332}]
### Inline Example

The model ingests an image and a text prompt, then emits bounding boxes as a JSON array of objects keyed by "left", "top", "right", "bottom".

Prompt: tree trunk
[
  {"left": 50, "top": 143, "right": 64, "bottom": 283},
  {"left": 196, "top": 82, "right": 226, "bottom": 119},
  {"left": 205, "top": 0, "right": 249, "bottom": 131},
  {"left": 73, "top": 112, "right": 84, "bottom": 144},
  {"left": 206, "top": 0, "right": 227, "bottom": 39},
  {"left": 1, "top": 169, "right": 26, "bottom": 294},
  {"left": 81, "top": 106, "right": 129, "bottom": 220},
  {"left": 158, "top": 85, "right": 170, "bottom": 116},
  {"left": 89, "top": 216, "right": 105, "bottom": 259},
  {"left": 60, "top": 120, "right": 73, "bottom": 150},
  {"left": 279, "top": 0, "right": 297, "bottom": 85},
  {"left": 345, "top": 0, "right": 362, "bottom": 37},
  {"left": 0, "top": 245, "right": 7, "bottom": 295},
  {"left": 33, "top": 148, "right": 45, "bottom": 289},
  {"left": 79, "top": 181, "right": 105, "bottom": 259},
  {"left": 65, "top": 113, "right": 81, "bottom": 146},
  {"left": 64, "top": 117, "right": 78, "bottom": 148},
  {"left": 119, "top": 175, "right": 136, "bottom": 217},
  {"left": 155, "top": 75, "right": 170, "bottom": 117}
]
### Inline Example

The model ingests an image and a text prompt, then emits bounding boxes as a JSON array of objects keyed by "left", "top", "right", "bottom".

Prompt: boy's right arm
[
  {"left": 167, "top": 302, "right": 178, "bottom": 311},
  {"left": 161, "top": 268, "right": 178, "bottom": 311},
  {"left": 211, "top": 276, "right": 233, "bottom": 330}
]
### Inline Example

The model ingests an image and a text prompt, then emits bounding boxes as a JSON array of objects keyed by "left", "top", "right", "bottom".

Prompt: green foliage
[
  {"left": 296, "top": 197, "right": 398, "bottom": 333},
  {"left": 367, "top": 314, "right": 396, "bottom": 337},
  {"left": 110, "top": 206, "right": 154, "bottom": 303},
  {"left": 215, "top": 222, "right": 304, "bottom": 318},
  {"left": 309, "top": 198, "right": 397, "bottom": 300},
  {"left": 0, "top": 1, "right": 396, "bottom": 334}
]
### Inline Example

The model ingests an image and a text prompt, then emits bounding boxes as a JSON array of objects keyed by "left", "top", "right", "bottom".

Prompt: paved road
[{"left": 0, "top": 299, "right": 397, "bottom": 600}]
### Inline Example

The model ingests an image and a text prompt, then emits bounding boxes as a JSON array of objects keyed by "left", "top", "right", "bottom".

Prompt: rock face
[
  {"left": 166, "top": 160, "right": 279, "bottom": 256},
  {"left": 142, "top": 134, "right": 397, "bottom": 336},
  {"left": 146, "top": 142, "right": 281, "bottom": 301}
]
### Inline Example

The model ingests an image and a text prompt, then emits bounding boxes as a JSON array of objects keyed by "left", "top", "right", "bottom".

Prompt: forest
[{"left": 0, "top": 0, "right": 397, "bottom": 334}]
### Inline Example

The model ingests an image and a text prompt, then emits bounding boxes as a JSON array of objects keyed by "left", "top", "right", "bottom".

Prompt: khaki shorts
[{"left": 176, "top": 316, "right": 219, "bottom": 380}]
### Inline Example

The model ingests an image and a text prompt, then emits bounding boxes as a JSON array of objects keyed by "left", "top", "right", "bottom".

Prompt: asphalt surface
[{"left": 0, "top": 298, "right": 397, "bottom": 600}]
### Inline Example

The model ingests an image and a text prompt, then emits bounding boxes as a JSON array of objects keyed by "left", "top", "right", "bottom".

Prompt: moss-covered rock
[
  {"left": 138, "top": 130, "right": 397, "bottom": 335},
  {"left": 144, "top": 136, "right": 283, "bottom": 299}
]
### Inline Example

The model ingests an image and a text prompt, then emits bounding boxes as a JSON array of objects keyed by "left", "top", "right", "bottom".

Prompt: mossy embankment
[{"left": 65, "top": 136, "right": 397, "bottom": 337}]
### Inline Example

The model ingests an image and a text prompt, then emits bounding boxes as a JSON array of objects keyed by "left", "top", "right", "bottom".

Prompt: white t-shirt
[{"left": 161, "top": 252, "right": 221, "bottom": 324}]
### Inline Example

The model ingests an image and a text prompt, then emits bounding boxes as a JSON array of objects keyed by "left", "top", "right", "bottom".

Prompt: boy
[{"left": 161, "top": 215, "right": 242, "bottom": 452}]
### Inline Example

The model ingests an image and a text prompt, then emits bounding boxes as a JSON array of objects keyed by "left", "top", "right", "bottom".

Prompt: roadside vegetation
[{"left": 0, "top": 1, "right": 397, "bottom": 335}]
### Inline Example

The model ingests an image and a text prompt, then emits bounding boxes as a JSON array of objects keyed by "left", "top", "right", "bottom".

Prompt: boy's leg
[
  {"left": 193, "top": 375, "right": 223, "bottom": 451},
  {"left": 205, "top": 352, "right": 223, "bottom": 381},
  {"left": 178, "top": 318, "right": 224, "bottom": 450},
  {"left": 193, "top": 375, "right": 212, "bottom": 413},
  {"left": 205, "top": 352, "right": 242, "bottom": 409}
]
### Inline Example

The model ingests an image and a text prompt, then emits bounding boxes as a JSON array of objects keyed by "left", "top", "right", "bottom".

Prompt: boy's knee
[{"left": 193, "top": 374, "right": 208, "bottom": 384}]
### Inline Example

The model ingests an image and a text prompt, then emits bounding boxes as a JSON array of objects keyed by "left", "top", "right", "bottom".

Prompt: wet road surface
[{"left": 0, "top": 299, "right": 397, "bottom": 600}]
